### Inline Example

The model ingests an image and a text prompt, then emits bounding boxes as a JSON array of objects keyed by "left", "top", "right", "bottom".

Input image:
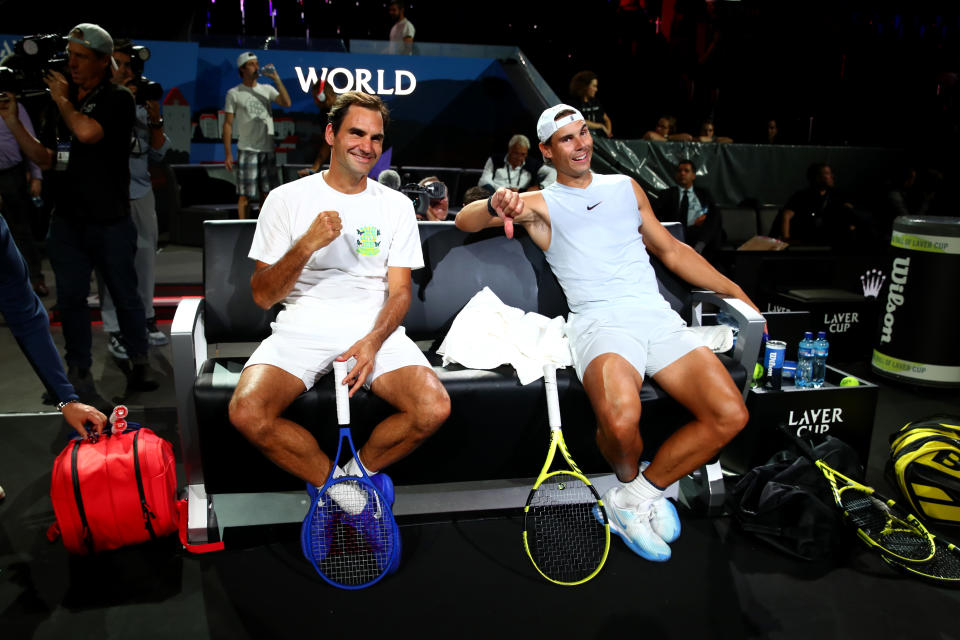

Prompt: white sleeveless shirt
[{"left": 541, "top": 173, "right": 669, "bottom": 314}]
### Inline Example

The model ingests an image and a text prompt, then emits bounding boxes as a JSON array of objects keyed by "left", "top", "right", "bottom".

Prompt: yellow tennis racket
[{"left": 522, "top": 364, "right": 610, "bottom": 586}]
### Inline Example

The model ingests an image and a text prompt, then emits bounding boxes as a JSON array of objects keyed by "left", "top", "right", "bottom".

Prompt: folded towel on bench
[{"left": 437, "top": 287, "right": 573, "bottom": 384}]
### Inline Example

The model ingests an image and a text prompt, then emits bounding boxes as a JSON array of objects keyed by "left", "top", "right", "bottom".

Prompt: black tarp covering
[{"left": 591, "top": 138, "right": 905, "bottom": 208}]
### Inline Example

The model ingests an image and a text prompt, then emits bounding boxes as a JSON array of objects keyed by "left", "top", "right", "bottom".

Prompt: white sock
[
  {"left": 343, "top": 456, "right": 377, "bottom": 478},
  {"left": 620, "top": 471, "right": 664, "bottom": 509}
]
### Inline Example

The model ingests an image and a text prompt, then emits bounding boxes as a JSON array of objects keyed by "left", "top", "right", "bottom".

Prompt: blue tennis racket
[{"left": 300, "top": 360, "right": 399, "bottom": 589}]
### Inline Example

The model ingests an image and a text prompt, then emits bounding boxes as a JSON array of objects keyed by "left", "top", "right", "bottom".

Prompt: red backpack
[{"left": 49, "top": 423, "right": 178, "bottom": 554}]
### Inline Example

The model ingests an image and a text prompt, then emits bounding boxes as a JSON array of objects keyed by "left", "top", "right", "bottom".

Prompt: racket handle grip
[
  {"left": 543, "top": 364, "right": 561, "bottom": 430},
  {"left": 333, "top": 360, "right": 350, "bottom": 425}
]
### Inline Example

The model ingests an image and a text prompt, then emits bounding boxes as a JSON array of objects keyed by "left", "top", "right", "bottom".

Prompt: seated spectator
[
  {"left": 568, "top": 70, "right": 612, "bottom": 138},
  {"left": 653, "top": 158, "right": 722, "bottom": 261},
  {"left": 778, "top": 163, "right": 858, "bottom": 246},
  {"left": 462, "top": 185, "right": 490, "bottom": 206},
  {"left": 764, "top": 118, "right": 781, "bottom": 145},
  {"left": 479, "top": 134, "right": 556, "bottom": 193},
  {"left": 697, "top": 119, "right": 733, "bottom": 144},
  {"left": 418, "top": 176, "right": 450, "bottom": 221},
  {"left": 643, "top": 115, "right": 693, "bottom": 142}
]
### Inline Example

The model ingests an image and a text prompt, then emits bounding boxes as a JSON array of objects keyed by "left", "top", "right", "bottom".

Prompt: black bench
[{"left": 172, "top": 220, "right": 765, "bottom": 544}]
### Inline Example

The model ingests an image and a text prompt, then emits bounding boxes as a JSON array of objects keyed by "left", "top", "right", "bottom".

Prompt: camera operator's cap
[
  {"left": 536, "top": 104, "right": 585, "bottom": 143},
  {"left": 237, "top": 52, "right": 258, "bottom": 68},
  {"left": 67, "top": 24, "right": 114, "bottom": 55}
]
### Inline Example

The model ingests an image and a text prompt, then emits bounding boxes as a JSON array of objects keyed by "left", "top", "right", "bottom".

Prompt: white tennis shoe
[{"left": 600, "top": 486, "right": 671, "bottom": 562}]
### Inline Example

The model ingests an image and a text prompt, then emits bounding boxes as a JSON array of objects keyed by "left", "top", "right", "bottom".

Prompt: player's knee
[
  {"left": 412, "top": 384, "right": 450, "bottom": 436},
  {"left": 596, "top": 399, "right": 641, "bottom": 441},
  {"left": 713, "top": 397, "right": 749, "bottom": 443},
  {"left": 229, "top": 393, "right": 270, "bottom": 444}
]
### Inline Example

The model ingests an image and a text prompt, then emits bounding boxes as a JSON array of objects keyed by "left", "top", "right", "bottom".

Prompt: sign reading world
[{"left": 294, "top": 66, "right": 416, "bottom": 96}]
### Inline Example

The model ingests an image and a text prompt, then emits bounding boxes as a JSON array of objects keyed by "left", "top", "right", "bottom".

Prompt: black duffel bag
[{"left": 729, "top": 435, "right": 863, "bottom": 562}]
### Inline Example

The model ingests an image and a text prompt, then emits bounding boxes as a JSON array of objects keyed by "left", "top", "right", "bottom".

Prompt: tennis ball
[
  {"left": 753, "top": 363, "right": 764, "bottom": 380},
  {"left": 839, "top": 376, "right": 860, "bottom": 387}
]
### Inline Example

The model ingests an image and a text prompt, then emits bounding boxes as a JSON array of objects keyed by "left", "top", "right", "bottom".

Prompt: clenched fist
[
  {"left": 303, "top": 210, "right": 342, "bottom": 252},
  {"left": 490, "top": 187, "right": 525, "bottom": 239}
]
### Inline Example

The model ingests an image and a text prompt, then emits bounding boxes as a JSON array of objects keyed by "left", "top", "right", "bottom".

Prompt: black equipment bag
[{"left": 729, "top": 435, "right": 863, "bottom": 561}]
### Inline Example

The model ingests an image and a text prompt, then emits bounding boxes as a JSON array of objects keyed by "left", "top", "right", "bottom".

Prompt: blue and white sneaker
[
  {"left": 637, "top": 460, "right": 681, "bottom": 544},
  {"left": 597, "top": 486, "right": 671, "bottom": 562},
  {"left": 650, "top": 496, "right": 681, "bottom": 544}
]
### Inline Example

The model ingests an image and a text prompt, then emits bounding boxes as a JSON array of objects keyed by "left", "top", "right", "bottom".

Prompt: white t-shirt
[
  {"left": 389, "top": 18, "right": 415, "bottom": 41},
  {"left": 224, "top": 83, "right": 280, "bottom": 152},
  {"left": 249, "top": 172, "right": 423, "bottom": 316}
]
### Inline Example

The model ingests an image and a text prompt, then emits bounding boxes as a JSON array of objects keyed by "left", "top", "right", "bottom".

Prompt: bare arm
[
  {"left": 222, "top": 112, "right": 235, "bottom": 170},
  {"left": 263, "top": 68, "right": 292, "bottom": 108},
  {"left": 250, "top": 211, "right": 343, "bottom": 308},
  {"left": 455, "top": 186, "right": 551, "bottom": 248},
  {"left": 338, "top": 266, "right": 412, "bottom": 396},
  {"left": 631, "top": 180, "right": 759, "bottom": 313}
]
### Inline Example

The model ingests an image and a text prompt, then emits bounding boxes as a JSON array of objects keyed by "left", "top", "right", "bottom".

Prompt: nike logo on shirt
[{"left": 586, "top": 202, "right": 602, "bottom": 210}]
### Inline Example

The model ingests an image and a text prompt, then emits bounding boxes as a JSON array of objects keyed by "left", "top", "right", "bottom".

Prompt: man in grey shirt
[{"left": 223, "top": 52, "right": 291, "bottom": 219}]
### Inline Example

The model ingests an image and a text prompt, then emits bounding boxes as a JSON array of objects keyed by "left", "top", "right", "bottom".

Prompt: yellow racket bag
[{"left": 888, "top": 416, "right": 960, "bottom": 527}]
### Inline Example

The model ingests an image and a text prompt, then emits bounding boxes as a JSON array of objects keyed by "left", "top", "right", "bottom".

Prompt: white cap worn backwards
[{"left": 536, "top": 104, "right": 585, "bottom": 143}]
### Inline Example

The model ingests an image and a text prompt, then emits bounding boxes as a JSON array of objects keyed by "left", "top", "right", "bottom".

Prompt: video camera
[
  {"left": 119, "top": 44, "right": 163, "bottom": 104},
  {"left": 0, "top": 34, "right": 69, "bottom": 98},
  {"left": 400, "top": 181, "right": 447, "bottom": 218}
]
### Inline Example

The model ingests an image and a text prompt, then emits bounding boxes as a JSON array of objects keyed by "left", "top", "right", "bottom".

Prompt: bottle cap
[{"left": 817, "top": 331, "right": 826, "bottom": 338}]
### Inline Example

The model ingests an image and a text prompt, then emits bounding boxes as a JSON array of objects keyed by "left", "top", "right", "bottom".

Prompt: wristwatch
[
  {"left": 148, "top": 117, "right": 164, "bottom": 129},
  {"left": 57, "top": 399, "right": 79, "bottom": 412},
  {"left": 487, "top": 196, "right": 498, "bottom": 217}
]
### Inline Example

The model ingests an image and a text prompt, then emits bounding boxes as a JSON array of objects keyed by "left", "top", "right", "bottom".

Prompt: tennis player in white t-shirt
[{"left": 229, "top": 91, "right": 450, "bottom": 496}]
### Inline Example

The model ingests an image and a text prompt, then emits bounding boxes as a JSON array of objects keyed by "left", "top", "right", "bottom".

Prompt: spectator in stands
[
  {"left": 779, "top": 163, "right": 858, "bottom": 246},
  {"left": 0, "top": 90, "right": 49, "bottom": 297},
  {"left": 417, "top": 176, "right": 450, "bottom": 221},
  {"left": 388, "top": 1, "right": 415, "bottom": 55},
  {"left": 223, "top": 51, "right": 292, "bottom": 219},
  {"left": 643, "top": 115, "right": 693, "bottom": 142},
  {"left": 479, "top": 134, "right": 556, "bottom": 194},
  {"left": 697, "top": 119, "right": 733, "bottom": 144},
  {"left": 98, "top": 39, "right": 171, "bottom": 360},
  {"left": 462, "top": 185, "right": 490, "bottom": 206},
  {"left": 764, "top": 118, "right": 781, "bottom": 144},
  {"left": 654, "top": 158, "right": 722, "bottom": 261},
  {"left": 298, "top": 79, "right": 337, "bottom": 178},
  {"left": 44, "top": 24, "right": 157, "bottom": 398},
  {"left": 568, "top": 71, "right": 612, "bottom": 138}
]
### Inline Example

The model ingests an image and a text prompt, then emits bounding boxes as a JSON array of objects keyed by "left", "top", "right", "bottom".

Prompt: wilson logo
[{"left": 879, "top": 257, "right": 910, "bottom": 344}]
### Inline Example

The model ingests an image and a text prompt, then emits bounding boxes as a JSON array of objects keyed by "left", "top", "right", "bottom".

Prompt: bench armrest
[
  {"left": 171, "top": 297, "right": 207, "bottom": 487},
  {"left": 690, "top": 291, "right": 765, "bottom": 397}
]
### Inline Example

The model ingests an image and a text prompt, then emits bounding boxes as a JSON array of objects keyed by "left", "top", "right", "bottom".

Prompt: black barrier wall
[{"left": 591, "top": 138, "right": 905, "bottom": 208}]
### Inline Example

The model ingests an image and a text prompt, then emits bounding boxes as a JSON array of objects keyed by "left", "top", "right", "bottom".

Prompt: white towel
[
  {"left": 437, "top": 287, "right": 573, "bottom": 385},
  {"left": 690, "top": 325, "right": 735, "bottom": 353}
]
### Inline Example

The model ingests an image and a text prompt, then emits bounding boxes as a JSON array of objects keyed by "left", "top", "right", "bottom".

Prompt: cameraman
[
  {"left": 44, "top": 23, "right": 157, "bottom": 399},
  {"left": 96, "top": 39, "right": 170, "bottom": 358},
  {"left": 0, "top": 84, "right": 53, "bottom": 296}
]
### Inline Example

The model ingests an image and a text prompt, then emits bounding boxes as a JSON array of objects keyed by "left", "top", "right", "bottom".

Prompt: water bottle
[
  {"left": 796, "top": 331, "right": 815, "bottom": 388},
  {"left": 812, "top": 330, "right": 829, "bottom": 388},
  {"left": 716, "top": 310, "right": 739, "bottom": 352}
]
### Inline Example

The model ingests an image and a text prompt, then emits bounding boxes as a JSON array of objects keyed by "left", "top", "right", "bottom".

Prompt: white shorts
[
  {"left": 242, "top": 299, "right": 430, "bottom": 390},
  {"left": 566, "top": 305, "right": 704, "bottom": 382}
]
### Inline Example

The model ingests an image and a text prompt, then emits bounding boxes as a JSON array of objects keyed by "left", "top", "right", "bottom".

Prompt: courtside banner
[{"left": 194, "top": 48, "right": 500, "bottom": 113}]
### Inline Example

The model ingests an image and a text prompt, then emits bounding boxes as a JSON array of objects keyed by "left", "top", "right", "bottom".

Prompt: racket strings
[
  {"left": 838, "top": 487, "right": 933, "bottom": 561},
  {"left": 527, "top": 476, "right": 606, "bottom": 584},
  {"left": 307, "top": 479, "right": 393, "bottom": 587},
  {"left": 886, "top": 543, "right": 960, "bottom": 582}
]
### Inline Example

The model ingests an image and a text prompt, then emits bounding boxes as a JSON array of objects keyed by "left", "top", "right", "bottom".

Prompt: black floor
[{"left": 2, "top": 247, "right": 960, "bottom": 638}]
